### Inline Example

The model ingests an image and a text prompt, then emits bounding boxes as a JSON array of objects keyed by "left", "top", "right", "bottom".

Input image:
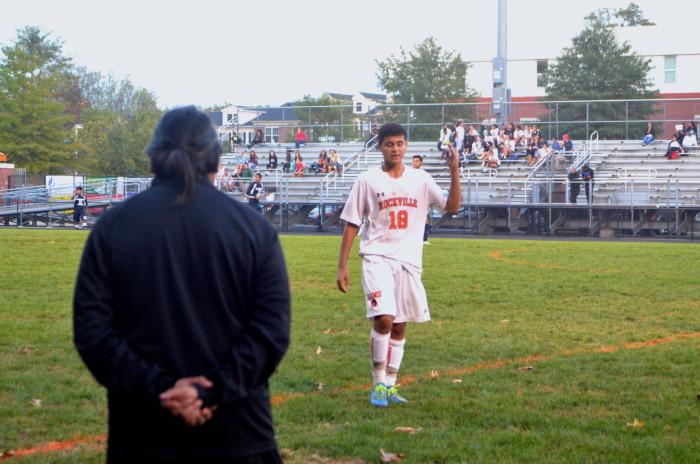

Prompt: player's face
[
  {"left": 379, "top": 135, "right": 407, "bottom": 167},
  {"left": 411, "top": 158, "right": 422, "bottom": 169}
]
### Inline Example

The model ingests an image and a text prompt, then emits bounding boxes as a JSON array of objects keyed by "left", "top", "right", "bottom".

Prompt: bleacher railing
[
  {"left": 320, "top": 135, "right": 379, "bottom": 200},
  {"left": 0, "top": 177, "right": 151, "bottom": 224},
  {"left": 232, "top": 97, "right": 700, "bottom": 143}
]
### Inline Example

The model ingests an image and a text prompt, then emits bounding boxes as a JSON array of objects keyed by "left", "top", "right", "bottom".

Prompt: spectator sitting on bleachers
[
  {"left": 267, "top": 150, "right": 278, "bottom": 170},
  {"left": 666, "top": 134, "right": 684, "bottom": 159},
  {"left": 282, "top": 149, "right": 292, "bottom": 173},
  {"left": 248, "top": 150, "right": 259, "bottom": 169},
  {"left": 293, "top": 151, "right": 305, "bottom": 176},
  {"left": 489, "top": 124, "right": 499, "bottom": 143},
  {"left": 482, "top": 148, "right": 501, "bottom": 172},
  {"left": 215, "top": 164, "right": 226, "bottom": 190},
  {"left": 318, "top": 150, "right": 330, "bottom": 173},
  {"left": 535, "top": 142, "right": 551, "bottom": 166},
  {"left": 525, "top": 144, "right": 537, "bottom": 166},
  {"left": 248, "top": 129, "right": 264, "bottom": 149},
  {"left": 497, "top": 142, "right": 508, "bottom": 160},
  {"left": 683, "top": 122, "right": 697, "bottom": 147},
  {"left": 551, "top": 138, "right": 562, "bottom": 152},
  {"left": 562, "top": 134, "right": 573, "bottom": 152},
  {"left": 458, "top": 146, "right": 469, "bottom": 167},
  {"left": 531, "top": 125, "right": 541, "bottom": 141},
  {"left": 234, "top": 163, "right": 253, "bottom": 192},
  {"left": 222, "top": 168, "right": 234, "bottom": 192},
  {"left": 329, "top": 149, "right": 342, "bottom": 174},
  {"left": 513, "top": 125, "right": 523, "bottom": 147},
  {"left": 642, "top": 122, "right": 655, "bottom": 146},
  {"left": 438, "top": 124, "right": 451, "bottom": 155}
]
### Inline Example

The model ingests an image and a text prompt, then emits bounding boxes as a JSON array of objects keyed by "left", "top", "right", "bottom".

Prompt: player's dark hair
[
  {"left": 377, "top": 123, "right": 407, "bottom": 145},
  {"left": 147, "top": 106, "right": 222, "bottom": 206},
  {"left": 76, "top": 186, "right": 83, "bottom": 191},
  {"left": 412, "top": 155, "right": 423, "bottom": 161}
]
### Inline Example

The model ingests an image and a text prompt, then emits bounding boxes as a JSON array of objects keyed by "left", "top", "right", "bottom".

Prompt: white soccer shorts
[{"left": 361, "top": 255, "right": 430, "bottom": 323}]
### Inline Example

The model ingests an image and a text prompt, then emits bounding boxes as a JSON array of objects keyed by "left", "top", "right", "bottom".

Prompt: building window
[
  {"left": 355, "top": 102, "right": 363, "bottom": 113},
  {"left": 226, "top": 113, "right": 233, "bottom": 122},
  {"left": 265, "top": 127, "right": 278, "bottom": 144},
  {"left": 536, "top": 60, "right": 548, "bottom": 88},
  {"left": 664, "top": 56, "right": 677, "bottom": 84}
]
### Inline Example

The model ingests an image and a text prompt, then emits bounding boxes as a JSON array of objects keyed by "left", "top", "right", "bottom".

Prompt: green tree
[
  {"left": 614, "top": 3, "right": 655, "bottom": 27},
  {"left": 375, "top": 37, "right": 477, "bottom": 140},
  {"left": 292, "top": 95, "right": 357, "bottom": 142},
  {"left": 545, "top": 8, "right": 657, "bottom": 138},
  {"left": 76, "top": 70, "right": 162, "bottom": 176},
  {"left": 0, "top": 27, "right": 76, "bottom": 173}
]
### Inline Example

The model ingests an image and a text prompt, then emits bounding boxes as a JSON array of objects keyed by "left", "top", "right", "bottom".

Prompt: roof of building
[
  {"left": 240, "top": 104, "right": 300, "bottom": 125},
  {"left": 359, "top": 92, "right": 387, "bottom": 102},
  {"left": 327, "top": 92, "right": 353, "bottom": 101}
]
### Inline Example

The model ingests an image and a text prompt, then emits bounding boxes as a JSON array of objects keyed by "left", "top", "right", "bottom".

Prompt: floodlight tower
[{"left": 492, "top": 0, "right": 511, "bottom": 125}]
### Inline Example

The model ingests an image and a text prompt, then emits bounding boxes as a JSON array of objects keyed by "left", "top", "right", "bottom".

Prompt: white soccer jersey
[{"left": 340, "top": 165, "right": 447, "bottom": 269}]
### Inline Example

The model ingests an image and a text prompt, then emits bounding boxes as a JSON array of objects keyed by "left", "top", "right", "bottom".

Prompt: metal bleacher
[{"left": 2, "top": 136, "right": 698, "bottom": 236}]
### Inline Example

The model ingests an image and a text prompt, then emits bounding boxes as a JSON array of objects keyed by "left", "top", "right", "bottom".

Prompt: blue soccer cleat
[
  {"left": 370, "top": 383, "right": 389, "bottom": 407},
  {"left": 387, "top": 385, "right": 408, "bottom": 405}
]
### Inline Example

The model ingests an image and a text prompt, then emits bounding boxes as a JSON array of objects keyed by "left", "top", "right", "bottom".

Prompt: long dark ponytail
[{"left": 146, "top": 106, "right": 222, "bottom": 206}]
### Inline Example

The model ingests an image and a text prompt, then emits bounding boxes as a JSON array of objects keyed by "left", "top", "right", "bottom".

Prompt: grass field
[{"left": 1, "top": 229, "right": 699, "bottom": 463}]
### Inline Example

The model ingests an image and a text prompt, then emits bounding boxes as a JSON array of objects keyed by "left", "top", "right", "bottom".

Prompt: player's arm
[
  {"left": 244, "top": 182, "right": 255, "bottom": 199},
  {"left": 445, "top": 145, "right": 462, "bottom": 214},
  {"left": 337, "top": 222, "right": 359, "bottom": 293}
]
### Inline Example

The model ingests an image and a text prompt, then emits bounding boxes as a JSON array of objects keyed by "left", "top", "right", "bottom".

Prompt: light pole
[{"left": 73, "top": 123, "right": 84, "bottom": 188}]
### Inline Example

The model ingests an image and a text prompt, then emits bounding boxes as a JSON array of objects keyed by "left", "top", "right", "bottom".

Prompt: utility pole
[{"left": 492, "top": 0, "right": 510, "bottom": 126}]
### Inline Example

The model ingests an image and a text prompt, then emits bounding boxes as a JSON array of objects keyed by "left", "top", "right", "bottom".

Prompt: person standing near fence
[
  {"left": 72, "top": 186, "right": 88, "bottom": 229},
  {"left": 568, "top": 167, "right": 580, "bottom": 204},
  {"left": 73, "top": 106, "right": 291, "bottom": 463},
  {"left": 581, "top": 164, "right": 595, "bottom": 203}
]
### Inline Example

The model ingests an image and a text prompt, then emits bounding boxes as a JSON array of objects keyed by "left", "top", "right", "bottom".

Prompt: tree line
[
  {"left": 0, "top": 3, "right": 657, "bottom": 175},
  {"left": 0, "top": 26, "right": 161, "bottom": 176}
]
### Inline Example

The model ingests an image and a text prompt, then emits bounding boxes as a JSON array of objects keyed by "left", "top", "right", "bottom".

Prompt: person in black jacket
[
  {"left": 72, "top": 186, "right": 88, "bottom": 229},
  {"left": 246, "top": 173, "right": 265, "bottom": 212},
  {"left": 73, "top": 106, "right": 290, "bottom": 463},
  {"left": 567, "top": 167, "right": 580, "bottom": 204},
  {"left": 580, "top": 164, "right": 594, "bottom": 204}
]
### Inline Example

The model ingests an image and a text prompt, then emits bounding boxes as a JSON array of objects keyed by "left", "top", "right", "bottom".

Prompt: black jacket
[{"left": 73, "top": 178, "right": 290, "bottom": 462}]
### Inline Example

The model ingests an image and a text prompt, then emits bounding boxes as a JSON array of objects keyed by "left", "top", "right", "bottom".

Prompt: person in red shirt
[{"left": 294, "top": 128, "right": 307, "bottom": 149}]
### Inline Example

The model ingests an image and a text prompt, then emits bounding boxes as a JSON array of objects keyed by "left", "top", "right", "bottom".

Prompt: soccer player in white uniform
[{"left": 336, "top": 123, "right": 461, "bottom": 407}]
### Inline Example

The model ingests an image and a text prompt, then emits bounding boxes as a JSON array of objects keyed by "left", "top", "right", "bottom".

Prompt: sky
[{"left": 0, "top": 0, "right": 693, "bottom": 108}]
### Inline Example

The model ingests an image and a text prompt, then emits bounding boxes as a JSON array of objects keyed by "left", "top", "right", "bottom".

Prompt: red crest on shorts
[{"left": 366, "top": 290, "right": 382, "bottom": 300}]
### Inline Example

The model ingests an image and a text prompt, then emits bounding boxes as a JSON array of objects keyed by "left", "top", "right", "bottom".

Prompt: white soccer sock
[
  {"left": 370, "top": 329, "right": 390, "bottom": 385},
  {"left": 386, "top": 338, "right": 406, "bottom": 387}
]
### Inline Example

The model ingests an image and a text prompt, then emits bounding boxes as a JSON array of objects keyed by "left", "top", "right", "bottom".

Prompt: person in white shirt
[
  {"left": 454, "top": 120, "right": 465, "bottom": 152},
  {"left": 337, "top": 123, "right": 461, "bottom": 408},
  {"left": 438, "top": 124, "right": 452, "bottom": 155}
]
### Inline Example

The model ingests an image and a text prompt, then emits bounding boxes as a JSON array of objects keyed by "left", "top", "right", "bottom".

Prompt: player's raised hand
[
  {"left": 447, "top": 145, "right": 460, "bottom": 173},
  {"left": 336, "top": 266, "right": 349, "bottom": 293}
]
